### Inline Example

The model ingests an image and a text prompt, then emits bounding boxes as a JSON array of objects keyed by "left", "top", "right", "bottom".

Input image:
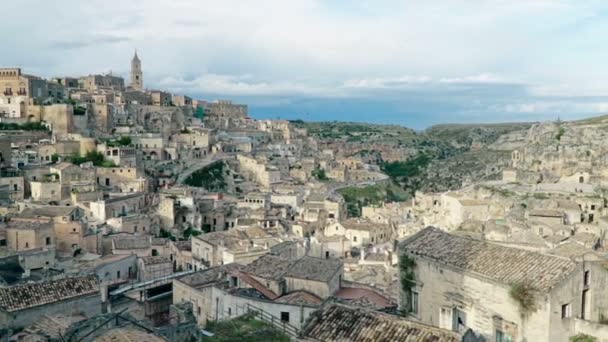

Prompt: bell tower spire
[{"left": 130, "top": 49, "right": 143, "bottom": 91}]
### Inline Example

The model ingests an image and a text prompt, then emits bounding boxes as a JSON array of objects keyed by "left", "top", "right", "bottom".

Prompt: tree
[{"left": 312, "top": 167, "right": 328, "bottom": 181}]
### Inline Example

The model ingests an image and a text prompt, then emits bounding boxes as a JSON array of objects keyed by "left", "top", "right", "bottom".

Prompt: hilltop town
[{"left": 1, "top": 53, "right": 608, "bottom": 341}]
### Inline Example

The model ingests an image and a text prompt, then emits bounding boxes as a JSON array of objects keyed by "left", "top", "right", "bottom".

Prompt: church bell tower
[{"left": 130, "top": 50, "right": 143, "bottom": 91}]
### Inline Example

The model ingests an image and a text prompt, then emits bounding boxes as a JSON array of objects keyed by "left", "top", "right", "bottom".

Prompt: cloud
[
  {"left": 4, "top": 0, "right": 608, "bottom": 127},
  {"left": 48, "top": 35, "right": 132, "bottom": 50}
]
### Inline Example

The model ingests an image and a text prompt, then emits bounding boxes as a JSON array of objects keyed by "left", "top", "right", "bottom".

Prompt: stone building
[
  {"left": 398, "top": 227, "right": 608, "bottom": 342},
  {"left": 138, "top": 256, "right": 173, "bottom": 282},
  {"left": 6, "top": 220, "right": 54, "bottom": 252},
  {"left": 79, "top": 74, "right": 125, "bottom": 91},
  {"left": 0, "top": 275, "right": 100, "bottom": 330},
  {"left": 89, "top": 192, "right": 147, "bottom": 221},
  {"left": 130, "top": 51, "right": 143, "bottom": 91}
]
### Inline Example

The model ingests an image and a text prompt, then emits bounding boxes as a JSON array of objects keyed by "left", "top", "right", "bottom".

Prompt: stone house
[
  {"left": 17, "top": 206, "right": 85, "bottom": 254},
  {"left": 30, "top": 179, "right": 61, "bottom": 203},
  {"left": 0, "top": 174, "right": 24, "bottom": 202},
  {"left": 174, "top": 255, "right": 343, "bottom": 329},
  {"left": 0, "top": 275, "right": 100, "bottom": 329},
  {"left": 97, "top": 144, "right": 137, "bottom": 168},
  {"left": 95, "top": 167, "right": 147, "bottom": 193},
  {"left": 89, "top": 192, "right": 147, "bottom": 221},
  {"left": 6, "top": 220, "right": 54, "bottom": 252},
  {"left": 138, "top": 256, "right": 173, "bottom": 282},
  {"left": 398, "top": 227, "right": 608, "bottom": 342},
  {"left": 325, "top": 219, "right": 392, "bottom": 248},
  {"left": 106, "top": 214, "right": 153, "bottom": 235},
  {"left": 111, "top": 236, "right": 152, "bottom": 257},
  {"left": 169, "top": 240, "right": 193, "bottom": 272},
  {"left": 50, "top": 162, "right": 95, "bottom": 199},
  {"left": 191, "top": 228, "right": 274, "bottom": 269},
  {"left": 75, "top": 254, "right": 137, "bottom": 287}
]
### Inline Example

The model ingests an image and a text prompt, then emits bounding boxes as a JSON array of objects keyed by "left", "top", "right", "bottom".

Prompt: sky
[{"left": 5, "top": 0, "right": 608, "bottom": 129}]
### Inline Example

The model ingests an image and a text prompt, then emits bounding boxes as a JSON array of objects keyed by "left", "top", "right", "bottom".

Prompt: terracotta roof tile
[
  {"left": 399, "top": 227, "right": 577, "bottom": 291},
  {"left": 0, "top": 275, "right": 99, "bottom": 312},
  {"left": 302, "top": 303, "right": 460, "bottom": 342}
]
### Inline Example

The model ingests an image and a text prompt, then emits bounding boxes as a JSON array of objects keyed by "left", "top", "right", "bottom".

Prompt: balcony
[
  {"left": 3, "top": 90, "right": 13, "bottom": 96},
  {"left": 17, "top": 89, "right": 27, "bottom": 96}
]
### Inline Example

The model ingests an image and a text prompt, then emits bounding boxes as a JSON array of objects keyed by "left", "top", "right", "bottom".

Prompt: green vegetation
[
  {"left": 510, "top": 281, "right": 537, "bottom": 317},
  {"left": 51, "top": 154, "right": 59, "bottom": 163},
  {"left": 382, "top": 154, "right": 431, "bottom": 182},
  {"left": 159, "top": 228, "right": 177, "bottom": 241},
  {"left": 570, "top": 334, "right": 597, "bottom": 342},
  {"left": 205, "top": 314, "right": 290, "bottom": 342},
  {"left": 338, "top": 183, "right": 408, "bottom": 217},
  {"left": 399, "top": 253, "right": 416, "bottom": 314},
  {"left": 183, "top": 227, "right": 202, "bottom": 239},
  {"left": 195, "top": 107, "right": 205, "bottom": 119},
  {"left": 184, "top": 162, "right": 227, "bottom": 191},
  {"left": 556, "top": 126, "right": 566, "bottom": 141},
  {"left": 67, "top": 151, "right": 116, "bottom": 167},
  {"left": 73, "top": 106, "right": 86, "bottom": 115},
  {"left": 106, "top": 136, "right": 132, "bottom": 147},
  {"left": 0, "top": 122, "right": 48, "bottom": 131},
  {"left": 311, "top": 167, "right": 328, "bottom": 181},
  {"left": 533, "top": 193, "right": 549, "bottom": 200}
]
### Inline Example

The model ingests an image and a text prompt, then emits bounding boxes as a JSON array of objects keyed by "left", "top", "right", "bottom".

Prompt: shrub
[
  {"left": 570, "top": 334, "right": 597, "bottom": 342},
  {"left": 510, "top": 281, "right": 537, "bottom": 316}
]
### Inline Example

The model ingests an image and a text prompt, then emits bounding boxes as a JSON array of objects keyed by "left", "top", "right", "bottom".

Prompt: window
[
  {"left": 325, "top": 251, "right": 330, "bottom": 259},
  {"left": 495, "top": 330, "right": 513, "bottom": 342},
  {"left": 46, "top": 237, "right": 51, "bottom": 245},
  {"left": 25, "top": 242, "right": 29, "bottom": 248},
  {"left": 117, "top": 271, "right": 121, "bottom": 278},
  {"left": 280, "top": 312, "right": 290, "bottom": 323},
  {"left": 410, "top": 291, "right": 419, "bottom": 315},
  {"left": 230, "top": 276, "right": 238, "bottom": 287},
  {"left": 197, "top": 306, "right": 201, "bottom": 315},
  {"left": 228, "top": 307, "right": 232, "bottom": 316},
  {"left": 353, "top": 236, "right": 357, "bottom": 242},
  {"left": 561, "top": 303, "right": 571, "bottom": 319},
  {"left": 584, "top": 270, "right": 590, "bottom": 286},
  {"left": 591, "top": 205, "right": 596, "bottom": 210}
]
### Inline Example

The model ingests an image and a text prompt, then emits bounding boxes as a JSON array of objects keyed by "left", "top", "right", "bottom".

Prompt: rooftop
[
  {"left": 275, "top": 290, "right": 322, "bottom": 306},
  {"left": 95, "top": 327, "right": 167, "bottom": 342},
  {"left": 0, "top": 275, "right": 98, "bottom": 312},
  {"left": 113, "top": 236, "right": 151, "bottom": 250},
  {"left": 177, "top": 264, "right": 242, "bottom": 288},
  {"left": 285, "top": 256, "right": 343, "bottom": 282},
  {"left": 140, "top": 256, "right": 171, "bottom": 265},
  {"left": 302, "top": 303, "right": 460, "bottom": 342},
  {"left": 241, "top": 254, "right": 292, "bottom": 281},
  {"left": 399, "top": 227, "right": 578, "bottom": 291},
  {"left": 19, "top": 206, "right": 77, "bottom": 218}
]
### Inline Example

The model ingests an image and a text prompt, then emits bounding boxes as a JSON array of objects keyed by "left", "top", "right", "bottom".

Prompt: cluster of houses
[{"left": 2, "top": 53, "right": 608, "bottom": 341}]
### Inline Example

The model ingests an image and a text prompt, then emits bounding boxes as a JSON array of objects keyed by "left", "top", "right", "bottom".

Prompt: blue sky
[{"left": 5, "top": 0, "right": 608, "bottom": 129}]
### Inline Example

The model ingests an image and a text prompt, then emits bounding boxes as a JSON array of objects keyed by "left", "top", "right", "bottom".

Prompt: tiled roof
[
  {"left": 95, "top": 327, "right": 167, "bottom": 342},
  {"left": 19, "top": 206, "right": 76, "bottom": 218},
  {"left": 237, "top": 272, "right": 279, "bottom": 300},
  {"left": 275, "top": 290, "right": 322, "bottom": 306},
  {"left": 113, "top": 236, "right": 151, "bottom": 250},
  {"left": 140, "top": 256, "right": 171, "bottom": 265},
  {"left": 173, "top": 240, "right": 191, "bottom": 251},
  {"left": 334, "top": 287, "right": 395, "bottom": 310},
  {"left": 241, "top": 254, "right": 292, "bottom": 280},
  {"left": 399, "top": 227, "right": 578, "bottom": 291},
  {"left": 177, "top": 264, "right": 242, "bottom": 288},
  {"left": 0, "top": 275, "right": 99, "bottom": 312},
  {"left": 284, "top": 256, "right": 343, "bottom": 282},
  {"left": 302, "top": 303, "right": 460, "bottom": 342}
]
